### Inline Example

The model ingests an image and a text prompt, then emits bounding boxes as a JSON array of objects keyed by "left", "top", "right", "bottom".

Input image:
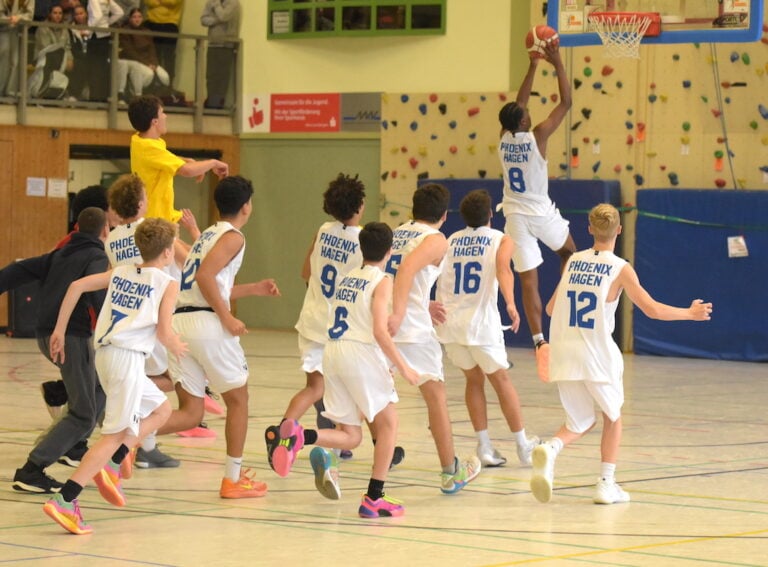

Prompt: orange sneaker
[
  {"left": 93, "top": 461, "right": 125, "bottom": 507},
  {"left": 535, "top": 340, "right": 550, "bottom": 383},
  {"left": 120, "top": 448, "right": 135, "bottom": 480},
  {"left": 220, "top": 469, "right": 268, "bottom": 499}
]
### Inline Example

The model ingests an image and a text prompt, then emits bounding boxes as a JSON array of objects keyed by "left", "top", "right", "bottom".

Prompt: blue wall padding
[
  {"left": 420, "top": 178, "right": 621, "bottom": 348},
  {"left": 634, "top": 189, "right": 767, "bottom": 362}
]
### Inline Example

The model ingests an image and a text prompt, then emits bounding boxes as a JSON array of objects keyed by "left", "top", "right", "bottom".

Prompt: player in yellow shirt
[{"left": 128, "top": 95, "right": 229, "bottom": 223}]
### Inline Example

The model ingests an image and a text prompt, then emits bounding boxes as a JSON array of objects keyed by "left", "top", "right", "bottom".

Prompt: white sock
[
  {"left": 476, "top": 429, "right": 491, "bottom": 447},
  {"left": 512, "top": 429, "right": 527, "bottom": 447},
  {"left": 600, "top": 462, "right": 616, "bottom": 483},
  {"left": 225, "top": 455, "right": 242, "bottom": 482},
  {"left": 141, "top": 432, "right": 157, "bottom": 452},
  {"left": 548, "top": 437, "right": 564, "bottom": 455},
  {"left": 532, "top": 333, "right": 544, "bottom": 346}
]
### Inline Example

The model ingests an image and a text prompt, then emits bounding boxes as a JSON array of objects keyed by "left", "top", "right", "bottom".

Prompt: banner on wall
[
  {"left": 242, "top": 93, "right": 381, "bottom": 134},
  {"left": 270, "top": 93, "right": 340, "bottom": 133}
]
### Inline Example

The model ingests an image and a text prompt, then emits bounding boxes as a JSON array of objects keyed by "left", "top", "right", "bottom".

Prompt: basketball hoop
[{"left": 588, "top": 12, "right": 661, "bottom": 59}]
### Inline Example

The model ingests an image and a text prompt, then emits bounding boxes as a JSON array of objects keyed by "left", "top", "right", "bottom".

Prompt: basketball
[{"left": 526, "top": 25, "right": 559, "bottom": 58}]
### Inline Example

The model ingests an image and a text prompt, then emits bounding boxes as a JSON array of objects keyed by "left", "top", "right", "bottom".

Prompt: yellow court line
[{"left": 484, "top": 527, "right": 768, "bottom": 566}]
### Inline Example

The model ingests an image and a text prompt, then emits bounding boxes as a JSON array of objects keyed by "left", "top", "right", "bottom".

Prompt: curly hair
[
  {"left": 108, "top": 174, "right": 145, "bottom": 220},
  {"left": 322, "top": 173, "right": 366, "bottom": 222}
]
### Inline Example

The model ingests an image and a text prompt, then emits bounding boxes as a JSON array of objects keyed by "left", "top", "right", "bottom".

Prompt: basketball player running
[
  {"left": 44, "top": 218, "right": 186, "bottom": 534},
  {"left": 498, "top": 41, "right": 574, "bottom": 381},
  {"left": 530, "top": 204, "right": 713, "bottom": 505},
  {"left": 435, "top": 189, "right": 539, "bottom": 468},
  {"left": 156, "top": 175, "right": 281, "bottom": 499},
  {"left": 387, "top": 183, "right": 481, "bottom": 494}
]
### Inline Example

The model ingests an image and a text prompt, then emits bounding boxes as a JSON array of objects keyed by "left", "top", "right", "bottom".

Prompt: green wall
[{"left": 236, "top": 137, "right": 381, "bottom": 329}]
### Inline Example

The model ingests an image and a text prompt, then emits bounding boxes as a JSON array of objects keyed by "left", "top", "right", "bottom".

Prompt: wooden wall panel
[{"left": 0, "top": 125, "right": 239, "bottom": 328}]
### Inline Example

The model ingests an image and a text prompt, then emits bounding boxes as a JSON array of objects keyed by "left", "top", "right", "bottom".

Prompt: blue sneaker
[{"left": 310, "top": 447, "right": 341, "bottom": 500}]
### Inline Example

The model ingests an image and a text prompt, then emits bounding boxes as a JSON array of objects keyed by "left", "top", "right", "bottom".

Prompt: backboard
[{"left": 547, "top": 0, "right": 764, "bottom": 46}]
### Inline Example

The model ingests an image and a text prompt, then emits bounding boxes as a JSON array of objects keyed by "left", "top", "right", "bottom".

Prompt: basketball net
[{"left": 588, "top": 13, "right": 652, "bottom": 58}]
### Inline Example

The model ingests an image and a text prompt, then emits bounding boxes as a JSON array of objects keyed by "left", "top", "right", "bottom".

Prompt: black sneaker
[
  {"left": 390, "top": 446, "right": 406, "bottom": 469},
  {"left": 58, "top": 440, "right": 88, "bottom": 467},
  {"left": 41, "top": 380, "right": 67, "bottom": 419},
  {"left": 264, "top": 425, "right": 280, "bottom": 472},
  {"left": 13, "top": 466, "right": 63, "bottom": 494}
]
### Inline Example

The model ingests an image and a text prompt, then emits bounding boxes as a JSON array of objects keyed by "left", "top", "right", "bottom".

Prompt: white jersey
[
  {"left": 105, "top": 219, "right": 144, "bottom": 267},
  {"left": 549, "top": 249, "right": 628, "bottom": 384},
  {"left": 94, "top": 264, "right": 173, "bottom": 354},
  {"left": 499, "top": 130, "right": 555, "bottom": 216},
  {"left": 436, "top": 226, "right": 505, "bottom": 346},
  {"left": 389, "top": 221, "right": 444, "bottom": 343},
  {"left": 295, "top": 221, "right": 362, "bottom": 343},
  {"left": 177, "top": 221, "right": 243, "bottom": 310},
  {"left": 327, "top": 264, "right": 386, "bottom": 345}
]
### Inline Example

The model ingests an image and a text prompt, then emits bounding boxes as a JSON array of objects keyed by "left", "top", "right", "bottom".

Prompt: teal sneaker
[{"left": 310, "top": 447, "right": 341, "bottom": 500}]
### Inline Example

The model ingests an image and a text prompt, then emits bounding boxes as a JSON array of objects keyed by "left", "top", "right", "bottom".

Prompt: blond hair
[
  {"left": 134, "top": 218, "right": 177, "bottom": 262},
  {"left": 589, "top": 204, "right": 620, "bottom": 242}
]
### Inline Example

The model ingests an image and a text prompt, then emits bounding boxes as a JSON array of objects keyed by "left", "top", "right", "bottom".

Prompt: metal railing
[{"left": 4, "top": 19, "right": 241, "bottom": 133}]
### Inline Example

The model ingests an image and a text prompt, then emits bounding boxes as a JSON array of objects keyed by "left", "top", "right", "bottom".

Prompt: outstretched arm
[
  {"left": 618, "top": 264, "right": 712, "bottom": 321},
  {"left": 177, "top": 159, "right": 229, "bottom": 181},
  {"left": 533, "top": 43, "right": 572, "bottom": 157},
  {"left": 515, "top": 56, "right": 540, "bottom": 109}
]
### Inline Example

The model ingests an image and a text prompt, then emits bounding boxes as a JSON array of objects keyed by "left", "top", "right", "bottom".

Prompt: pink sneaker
[
  {"left": 177, "top": 422, "right": 217, "bottom": 438},
  {"left": 204, "top": 387, "right": 225, "bottom": 415},
  {"left": 358, "top": 494, "right": 405, "bottom": 518},
  {"left": 271, "top": 419, "right": 304, "bottom": 477},
  {"left": 93, "top": 461, "right": 125, "bottom": 507}
]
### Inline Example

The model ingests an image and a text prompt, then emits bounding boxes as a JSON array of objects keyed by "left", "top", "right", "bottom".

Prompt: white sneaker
[
  {"left": 530, "top": 444, "right": 556, "bottom": 503},
  {"left": 516, "top": 435, "right": 540, "bottom": 466},
  {"left": 594, "top": 478, "right": 630, "bottom": 504},
  {"left": 477, "top": 444, "right": 507, "bottom": 467}
]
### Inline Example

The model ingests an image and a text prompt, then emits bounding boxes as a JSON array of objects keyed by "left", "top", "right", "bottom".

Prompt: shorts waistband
[{"left": 174, "top": 306, "right": 215, "bottom": 314}]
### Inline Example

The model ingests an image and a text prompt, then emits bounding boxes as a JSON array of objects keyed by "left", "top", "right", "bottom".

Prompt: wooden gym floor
[{"left": 1, "top": 330, "right": 766, "bottom": 566}]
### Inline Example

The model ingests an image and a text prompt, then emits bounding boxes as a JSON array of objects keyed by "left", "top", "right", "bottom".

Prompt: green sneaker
[{"left": 440, "top": 455, "right": 481, "bottom": 494}]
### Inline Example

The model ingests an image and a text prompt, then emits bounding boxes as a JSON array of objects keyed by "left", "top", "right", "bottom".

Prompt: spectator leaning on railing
[{"left": 0, "top": 0, "right": 34, "bottom": 97}]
